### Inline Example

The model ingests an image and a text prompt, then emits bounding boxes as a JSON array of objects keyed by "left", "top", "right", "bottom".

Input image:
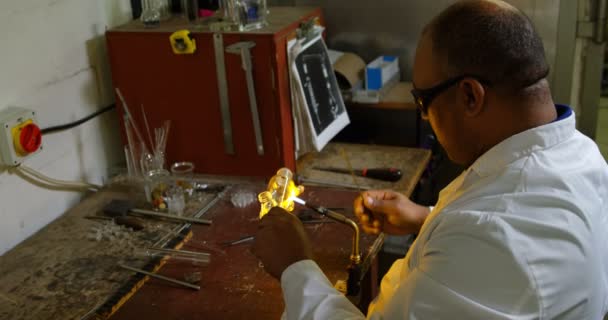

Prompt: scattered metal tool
[
  {"left": 221, "top": 235, "right": 255, "bottom": 246},
  {"left": 295, "top": 175, "right": 372, "bottom": 190},
  {"left": 313, "top": 166, "right": 403, "bottom": 182},
  {"left": 103, "top": 200, "right": 212, "bottom": 225},
  {"left": 226, "top": 41, "right": 265, "bottom": 156},
  {"left": 118, "top": 263, "right": 200, "bottom": 291}
]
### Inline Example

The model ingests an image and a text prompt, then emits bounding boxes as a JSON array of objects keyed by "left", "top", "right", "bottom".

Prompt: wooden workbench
[
  {"left": 110, "top": 184, "right": 381, "bottom": 320},
  {"left": 0, "top": 144, "right": 430, "bottom": 320},
  {"left": 297, "top": 142, "right": 431, "bottom": 195}
]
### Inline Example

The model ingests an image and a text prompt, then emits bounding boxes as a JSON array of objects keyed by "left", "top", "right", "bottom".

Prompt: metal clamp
[{"left": 226, "top": 41, "right": 265, "bottom": 156}]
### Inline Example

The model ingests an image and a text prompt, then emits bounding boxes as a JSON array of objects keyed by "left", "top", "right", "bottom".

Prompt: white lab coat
[{"left": 280, "top": 106, "right": 608, "bottom": 319}]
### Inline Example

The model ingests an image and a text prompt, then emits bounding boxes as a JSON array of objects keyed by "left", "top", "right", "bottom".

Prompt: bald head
[
  {"left": 424, "top": 0, "right": 549, "bottom": 93},
  {"left": 412, "top": 0, "right": 557, "bottom": 167}
]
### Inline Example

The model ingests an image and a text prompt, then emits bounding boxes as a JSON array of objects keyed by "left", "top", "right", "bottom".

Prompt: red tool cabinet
[{"left": 106, "top": 7, "right": 323, "bottom": 177}]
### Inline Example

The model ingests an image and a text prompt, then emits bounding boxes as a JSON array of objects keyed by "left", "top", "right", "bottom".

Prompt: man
[{"left": 253, "top": 0, "right": 608, "bottom": 319}]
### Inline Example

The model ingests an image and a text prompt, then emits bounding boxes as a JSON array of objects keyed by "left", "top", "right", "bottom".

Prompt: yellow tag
[{"left": 170, "top": 30, "right": 196, "bottom": 54}]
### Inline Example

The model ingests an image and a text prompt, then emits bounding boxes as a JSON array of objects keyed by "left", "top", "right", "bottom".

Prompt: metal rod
[
  {"left": 140, "top": 104, "right": 155, "bottom": 152},
  {"left": 213, "top": 33, "right": 235, "bottom": 155},
  {"left": 298, "top": 176, "right": 372, "bottom": 190},
  {"left": 130, "top": 208, "right": 212, "bottom": 225},
  {"left": 115, "top": 88, "right": 149, "bottom": 153},
  {"left": 227, "top": 41, "right": 264, "bottom": 156},
  {"left": 193, "top": 191, "right": 223, "bottom": 218},
  {"left": 147, "top": 247, "right": 211, "bottom": 258},
  {"left": 222, "top": 235, "right": 255, "bottom": 246},
  {"left": 118, "top": 264, "right": 200, "bottom": 290},
  {"left": 139, "top": 247, "right": 211, "bottom": 265}
]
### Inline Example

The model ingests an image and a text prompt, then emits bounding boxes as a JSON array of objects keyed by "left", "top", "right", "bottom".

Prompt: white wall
[{"left": 0, "top": 0, "right": 132, "bottom": 254}]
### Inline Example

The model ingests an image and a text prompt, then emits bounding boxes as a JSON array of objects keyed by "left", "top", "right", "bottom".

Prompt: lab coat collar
[{"left": 469, "top": 104, "right": 576, "bottom": 178}]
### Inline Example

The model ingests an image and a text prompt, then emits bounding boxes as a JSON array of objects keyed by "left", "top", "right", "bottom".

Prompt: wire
[
  {"left": 15, "top": 164, "right": 101, "bottom": 192},
  {"left": 40, "top": 104, "right": 116, "bottom": 135}
]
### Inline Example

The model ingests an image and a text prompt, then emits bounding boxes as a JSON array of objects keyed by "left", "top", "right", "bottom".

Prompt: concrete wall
[
  {"left": 269, "top": 0, "right": 563, "bottom": 94},
  {"left": 0, "top": 0, "right": 132, "bottom": 254}
]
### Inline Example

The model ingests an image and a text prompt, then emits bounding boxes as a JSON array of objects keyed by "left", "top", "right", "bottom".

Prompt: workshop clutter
[
  {"left": 117, "top": 88, "right": 200, "bottom": 215},
  {"left": 140, "top": 0, "right": 269, "bottom": 31},
  {"left": 332, "top": 52, "right": 401, "bottom": 104}
]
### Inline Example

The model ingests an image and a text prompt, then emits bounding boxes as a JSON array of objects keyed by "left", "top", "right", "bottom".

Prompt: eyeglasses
[{"left": 411, "top": 75, "right": 490, "bottom": 115}]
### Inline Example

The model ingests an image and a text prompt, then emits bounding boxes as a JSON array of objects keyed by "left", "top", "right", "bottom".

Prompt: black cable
[{"left": 40, "top": 104, "right": 116, "bottom": 135}]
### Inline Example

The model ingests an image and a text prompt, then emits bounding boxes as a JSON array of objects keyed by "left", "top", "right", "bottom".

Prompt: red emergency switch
[{"left": 14, "top": 122, "right": 42, "bottom": 156}]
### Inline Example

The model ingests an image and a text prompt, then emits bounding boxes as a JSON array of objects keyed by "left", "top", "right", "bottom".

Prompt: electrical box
[{"left": 0, "top": 107, "right": 43, "bottom": 166}]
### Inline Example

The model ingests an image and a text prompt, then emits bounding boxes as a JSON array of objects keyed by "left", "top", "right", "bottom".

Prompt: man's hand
[
  {"left": 353, "top": 190, "right": 430, "bottom": 235},
  {"left": 253, "top": 207, "right": 314, "bottom": 279}
]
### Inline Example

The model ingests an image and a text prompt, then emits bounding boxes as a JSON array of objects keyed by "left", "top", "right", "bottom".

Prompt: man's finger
[
  {"left": 360, "top": 214, "right": 369, "bottom": 223},
  {"left": 353, "top": 195, "right": 365, "bottom": 217},
  {"left": 361, "top": 224, "right": 381, "bottom": 235},
  {"left": 364, "top": 196, "right": 396, "bottom": 219}
]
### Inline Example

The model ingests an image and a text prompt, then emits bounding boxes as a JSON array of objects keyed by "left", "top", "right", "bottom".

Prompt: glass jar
[
  {"left": 145, "top": 169, "right": 171, "bottom": 210},
  {"left": 141, "top": 0, "right": 161, "bottom": 27},
  {"left": 171, "top": 161, "right": 195, "bottom": 199},
  {"left": 223, "top": 0, "right": 268, "bottom": 31},
  {"left": 166, "top": 185, "right": 186, "bottom": 215}
]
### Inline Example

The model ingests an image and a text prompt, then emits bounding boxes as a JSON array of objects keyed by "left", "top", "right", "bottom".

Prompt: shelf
[{"left": 347, "top": 82, "right": 418, "bottom": 110}]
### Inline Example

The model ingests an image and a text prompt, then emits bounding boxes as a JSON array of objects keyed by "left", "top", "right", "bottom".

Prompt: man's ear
[{"left": 459, "top": 79, "right": 486, "bottom": 117}]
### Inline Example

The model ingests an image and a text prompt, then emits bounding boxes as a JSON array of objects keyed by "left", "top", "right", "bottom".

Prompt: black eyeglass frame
[{"left": 411, "top": 75, "right": 491, "bottom": 115}]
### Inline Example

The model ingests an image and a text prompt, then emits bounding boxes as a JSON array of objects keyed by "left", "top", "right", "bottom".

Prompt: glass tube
[{"left": 137, "top": 247, "right": 211, "bottom": 265}]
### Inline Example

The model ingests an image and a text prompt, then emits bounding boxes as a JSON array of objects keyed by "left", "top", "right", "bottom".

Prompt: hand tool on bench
[
  {"left": 213, "top": 33, "right": 235, "bottom": 155},
  {"left": 226, "top": 41, "right": 265, "bottom": 156},
  {"left": 313, "top": 166, "right": 403, "bottom": 182},
  {"left": 295, "top": 175, "right": 373, "bottom": 190}
]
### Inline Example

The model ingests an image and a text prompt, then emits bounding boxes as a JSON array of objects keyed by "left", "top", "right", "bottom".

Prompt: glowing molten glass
[{"left": 258, "top": 168, "right": 304, "bottom": 218}]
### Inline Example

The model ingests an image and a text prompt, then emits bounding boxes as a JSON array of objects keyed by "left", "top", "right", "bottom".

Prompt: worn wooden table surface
[
  {"left": 0, "top": 177, "right": 234, "bottom": 320},
  {"left": 109, "top": 184, "right": 381, "bottom": 320},
  {"left": 0, "top": 145, "right": 430, "bottom": 320}
]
